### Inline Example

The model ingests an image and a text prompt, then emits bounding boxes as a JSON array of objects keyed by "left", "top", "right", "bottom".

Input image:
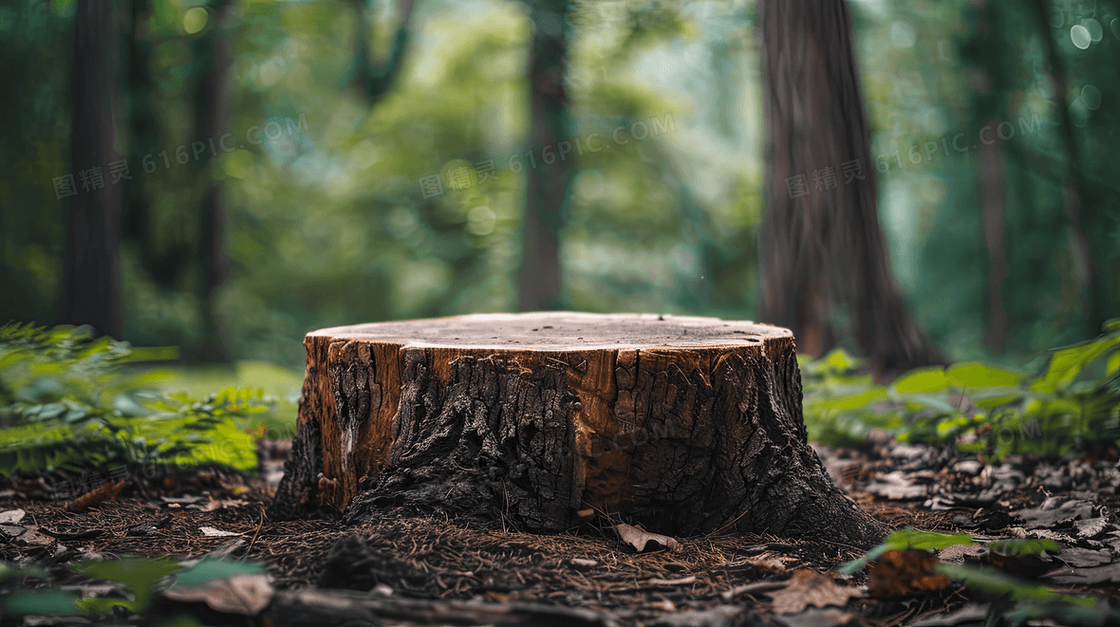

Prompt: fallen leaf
[
  {"left": 128, "top": 516, "right": 172, "bottom": 537},
  {"left": 16, "top": 526, "right": 54, "bottom": 547},
  {"left": 936, "top": 543, "right": 987, "bottom": 564},
  {"left": 771, "top": 608, "right": 861, "bottom": 627},
  {"left": 189, "top": 498, "right": 248, "bottom": 512},
  {"left": 0, "top": 525, "right": 25, "bottom": 539},
  {"left": 615, "top": 523, "right": 680, "bottom": 553},
  {"left": 909, "top": 603, "right": 991, "bottom": 626},
  {"left": 200, "top": 527, "right": 244, "bottom": 538},
  {"left": 865, "top": 471, "right": 929, "bottom": 500},
  {"left": 868, "top": 550, "right": 950, "bottom": 598},
  {"left": 39, "top": 528, "right": 103, "bottom": 541},
  {"left": 1055, "top": 547, "right": 1111, "bottom": 569},
  {"left": 0, "top": 509, "right": 26, "bottom": 524},
  {"left": 1074, "top": 517, "right": 1108, "bottom": 539},
  {"left": 162, "top": 495, "right": 206, "bottom": 505},
  {"left": 767, "top": 569, "right": 862, "bottom": 614},
  {"left": 162, "top": 574, "right": 273, "bottom": 615},
  {"left": 745, "top": 552, "right": 797, "bottom": 571},
  {"left": 1044, "top": 562, "right": 1120, "bottom": 585},
  {"left": 1016, "top": 498, "right": 1094, "bottom": 528}
]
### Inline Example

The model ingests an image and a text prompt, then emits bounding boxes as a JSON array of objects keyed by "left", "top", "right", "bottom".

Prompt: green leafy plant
[
  {"left": 802, "top": 320, "right": 1120, "bottom": 459},
  {"left": 839, "top": 527, "right": 976, "bottom": 574},
  {"left": 72, "top": 556, "right": 182, "bottom": 615},
  {"left": 935, "top": 564, "right": 1114, "bottom": 624},
  {"left": 988, "top": 538, "right": 1061, "bottom": 556},
  {"left": 0, "top": 557, "right": 265, "bottom": 619},
  {"left": 0, "top": 323, "right": 288, "bottom": 475},
  {"left": 841, "top": 530, "right": 1113, "bottom": 625}
]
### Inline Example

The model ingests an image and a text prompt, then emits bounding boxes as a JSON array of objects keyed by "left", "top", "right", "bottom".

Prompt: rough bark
[
  {"left": 271, "top": 313, "right": 887, "bottom": 549},
  {"left": 60, "top": 0, "right": 124, "bottom": 339},
  {"left": 757, "top": 0, "right": 944, "bottom": 375},
  {"left": 518, "top": 0, "right": 571, "bottom": 312}
]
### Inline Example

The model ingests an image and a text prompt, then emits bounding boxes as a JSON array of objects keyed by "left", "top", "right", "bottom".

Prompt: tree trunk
[
  {"left": 979, "top": 122, "right": 1008, "bottom": 355},
  {"left": 192, "top": 0, "right": 233, "bottom": 363},
  {"left": 124, "top": 0, "right": 192, "bottom": 290},
  {"left": 757, "top": 0, "right": 943, "bottom": 376},
  {"left": 60, "top": 0, "right": 124, "bottom": 339},
  {"left": 270, "top": 313, "right": 887, "bottom": 549},
  {"left": 347, "top": 0, "right": 415, "bottom": 101},
  {"left": 517, "top": 0, "right": 571, "bottom": 312},
  {"left": 1027, "top": 0, "right": 1107, "bottom": 337}
]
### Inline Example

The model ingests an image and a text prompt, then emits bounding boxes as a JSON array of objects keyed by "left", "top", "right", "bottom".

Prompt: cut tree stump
[{"left": 270, "top": 313, "right": 887, "bottom": 548}]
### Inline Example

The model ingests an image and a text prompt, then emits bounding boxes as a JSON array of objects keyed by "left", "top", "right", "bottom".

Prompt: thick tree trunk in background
[
  {"left": 518, "top": 0, "right": 571, "bottom": 312},
  {"left": 61, "top": 0, "right": 124, "bottom": 339},
  {"left": 757, "top": 0, "right": 943, "bottom": 376},
  {"left": 270, "top": 313, "right": 888, "bottom": 549},
  {"left": 192, "top": 0, "right": 233, "bottom": 363},
  {"left": 978, "top": 124, "right": 1008, "bottom": 355}
]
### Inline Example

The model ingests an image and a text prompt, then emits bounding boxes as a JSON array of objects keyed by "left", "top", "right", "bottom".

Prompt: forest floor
[{"left": 2, "top": 439, "right": 1119, "bottom": 627}]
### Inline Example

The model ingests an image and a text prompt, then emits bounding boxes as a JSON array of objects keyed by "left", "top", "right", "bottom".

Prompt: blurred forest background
[{"left": 1, "top": 0, "right": 1118, "bottom": 372}]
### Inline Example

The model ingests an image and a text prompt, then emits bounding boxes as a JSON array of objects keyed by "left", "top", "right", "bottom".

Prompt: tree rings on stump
[{"left": 270, "top": 313, "right": 887, "bottom": 548}]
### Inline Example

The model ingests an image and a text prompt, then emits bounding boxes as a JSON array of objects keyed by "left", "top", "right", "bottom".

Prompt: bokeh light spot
[
  {"left": 183, "top": 7, "right": 208, "bottom": 35},
  {"left": 1070, "top": 24, "right": 1091, "bottom": 49}
]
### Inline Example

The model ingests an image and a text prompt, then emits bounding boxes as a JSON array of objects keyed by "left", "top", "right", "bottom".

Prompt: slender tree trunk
[
  {"left": 1027, "top": 0, "right": 1104, "bottom": 336},
  {"left": 518, "top": 0, "right": 571, "bottom": 312},
  {"left": 191, "top": 0, "right": 233, "bottom": 363},
  {"left": 348, "top": 0, "right": 415, "bottom": 101},
  {"left": 125, "top": 0, "right": 191, "bottom": 289},
  {"left": 60, "top": 0, "right": 124, "bottom": 339},
  {"left": 757, "top": 0, "right": 943, "bottom": 375},
  {"left": 978, "top": 125, "right": 1008, "bottom": 354}
]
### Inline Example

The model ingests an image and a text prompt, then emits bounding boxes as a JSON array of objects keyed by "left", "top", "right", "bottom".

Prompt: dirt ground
[{"left": 1, "top": 440, "right": 1118, "bottom": 626}]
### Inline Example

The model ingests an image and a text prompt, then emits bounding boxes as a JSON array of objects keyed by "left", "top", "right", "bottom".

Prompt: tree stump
[{"left": 270, "top": 313, "right": 887, "bottom": 548}]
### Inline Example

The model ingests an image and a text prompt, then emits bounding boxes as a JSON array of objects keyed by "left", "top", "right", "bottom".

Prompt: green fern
[{"left": 0, "top": 323, "right": 271, "bottom": 475}]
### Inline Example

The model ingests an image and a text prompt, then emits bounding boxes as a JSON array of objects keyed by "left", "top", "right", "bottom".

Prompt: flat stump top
[{"left": 309, "top": 312, "right": 791, "bottom": 351}]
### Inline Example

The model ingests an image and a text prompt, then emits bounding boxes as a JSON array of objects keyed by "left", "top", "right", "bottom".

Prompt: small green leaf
[
  {"left": 989, "top": 538, "right": 1061, "bottom": 556},
  {"left": 0, "top": 562, "right": 49, "bottom": 582},
  {"left": 936, "top": 563, "right": 1096, "bottom": 606},
  {"left": 823, "top": 349, "right": 858, "bottom": 371},
  {"left": 74, "top": 596, "right": 133, "bottom": 616},
  {"left": 947, "top": 362, "right": 1027, "bottom": 388},
  {"left": 3, "top": 589, "right": 82, "bottom": 615},
  {"left": 1031, "top": 334, "right": 1120, "bottom": 394},
  {"left": 73, "top": 556, "right": 182, "bottom": 611},
  {"left": 174, "top": 558, "right": 265, "bottom": 588},
  {"left": 892, "top": 367, "right": 950, "bottom": 394},
  {"left": 839, "top": 527, "right": 975, "bottom": 574}
]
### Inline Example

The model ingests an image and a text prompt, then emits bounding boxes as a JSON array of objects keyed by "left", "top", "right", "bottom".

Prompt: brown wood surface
[{"left": 270, "top": 313, "right": 887, "bottom": 548}]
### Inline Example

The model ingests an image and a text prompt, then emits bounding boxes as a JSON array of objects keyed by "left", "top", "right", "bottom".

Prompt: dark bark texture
[
  {"left": 757, "top": 0, "right": 943, "bottom": 375},
  {"left": 60, "top": 0, "right": 124, "bottom": 339},
  {"left": 270, "top": 314, "right": 887, "bottom": 549}
]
